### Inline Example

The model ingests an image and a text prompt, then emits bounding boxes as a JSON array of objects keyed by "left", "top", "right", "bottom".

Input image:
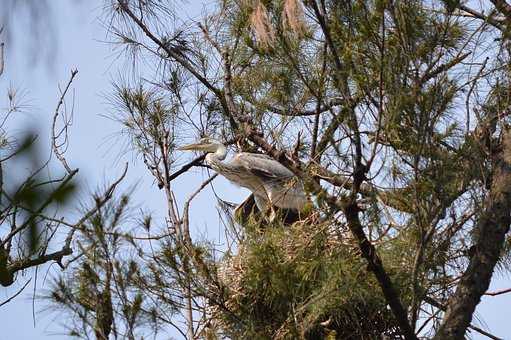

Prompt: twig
[
  {"left": 424, "top": 296, "right": 503, "bottom": 340},
  {"left": 419, "top": 52, "right": 471, "bottom": 85},
  {"left": 52, "top": 69, "right": 78, "bottom": 175},
  {"left": 8, "top": 247, "right": 72, "bottom": 273},
  {"left": 367, "top": 9, "right": 386, "bottom": 169},
  {"left": 63, "top": 163, "right": 129, "bottom": 252},
  {"left": 168, "top": 155, "right": 206, "bottom": 183},
  {"left": 117, "top": 1, "right": 222, "bottom": 97},
  {"left": 0, "top": 279, "right": 31, "bottom": 307},
  {"left": 181, "top": 174, "right": 218, "bottom": 245},
  {"left": 0, "top": 43, "right": 4, "bottom": 77},
  {"left": 465, "top": 57, "right": 489, "bottom": 133},
  {"left": 0, "top": 26, "right": 4, "bottom": 77},
  {"left": 0, "top": 169, "right": 79, "bottom": 248},
  {"left": 484, "top": 287, "right": 511, "bottom": 296},
  {"left": 458, "top": 5, "right": 504, "bottom": 30}
]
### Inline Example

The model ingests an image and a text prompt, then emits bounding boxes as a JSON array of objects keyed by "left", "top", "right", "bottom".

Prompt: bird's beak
[{"left": 177, "top": 142, "right": 206, "bottom": 151}]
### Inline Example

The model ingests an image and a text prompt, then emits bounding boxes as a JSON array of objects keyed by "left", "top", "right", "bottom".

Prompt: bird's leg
[
  {"left": 265, "top": 194, "right": 278, "bottom": 223},
  {"left": 268, "top": 205, "right": 277, "bottom": 223}
]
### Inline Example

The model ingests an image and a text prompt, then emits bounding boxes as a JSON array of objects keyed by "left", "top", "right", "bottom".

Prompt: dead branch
[
  {"left": 0, "top": 279, "right": 31, "bottom": 307},
  {"left": 52, "top": 69, "right": 78, "bottom": 175},
  {"left": 484, "top": 287, "right": 511, "bottom": 296}
]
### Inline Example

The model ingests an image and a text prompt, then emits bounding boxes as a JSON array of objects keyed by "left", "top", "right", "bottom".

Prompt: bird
[{"left": 178, "top": 137, "right": 308, "bottom": 220}]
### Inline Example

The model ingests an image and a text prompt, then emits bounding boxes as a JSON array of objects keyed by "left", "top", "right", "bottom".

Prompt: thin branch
[
  {"left": 181, "top": 174, "right": 218, "bottom": 246},
  {"left": 221, "top": 49, "right": 241, "bottom": 129},
  {"left": 63, "top": 163, "right": 128, "bottom": 252},
  {"left": 484, "top": 287, "right": 511, "bottom": 296},
  {"left": 0, "top": 279, "right": 31, "bottom": 307},
  {"left": 490, "top": 0, "right": 511, "bottom": 19},
  {"left": 311, "top": 42, "right": 328, "bottom": 159},
  {"left": 263, "top": 97, "right": 343, "bottom": 117},
  {"left": 0, "top": 169, "right": 79, "bottom": 248},
  {"left": 168, "top": 155, "right": 206, "bottom": 183},
  {"left": 0, "top": 26, "right": 4, "bottom": 76},
  {"left": 425, "top": 296, "right": 503, "bottom": 340},
  {"left": 180, "top": 173, "right": 218, "bottom": 339},
  {"left": 0, "top": 42, "right": 4, "bottom": 77},
  {"left": 419, "top": 52, "right": 471, "bottom": 86},
  {"left": 458, "top": 5, "right": 504, "bottom": 30},
  {"left": 117, "top": 1, "right": 222, "bottom": 98},
  {"left": 8, "top": 247, "right": 72, "bottom": 273},
  {"left": 52, "top": 69, "right": 78, "bottom": 175}
]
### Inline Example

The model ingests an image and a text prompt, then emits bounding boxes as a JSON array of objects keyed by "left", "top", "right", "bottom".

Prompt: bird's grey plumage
[{"left": 178, "top": 137, "right": 308, "bottom": 213}]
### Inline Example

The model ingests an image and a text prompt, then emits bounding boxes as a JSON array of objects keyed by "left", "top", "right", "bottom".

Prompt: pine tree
[{"left": 48, "top": 1, "right": 511, "bottom": 339}]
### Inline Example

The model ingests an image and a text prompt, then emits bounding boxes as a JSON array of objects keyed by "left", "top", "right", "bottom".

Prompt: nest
[{"left": 207, "top": 217, "right": 407, "bottom": 339}]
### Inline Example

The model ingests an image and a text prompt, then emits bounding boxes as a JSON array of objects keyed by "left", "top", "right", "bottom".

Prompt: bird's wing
[{"left": 233, "top": 153, "right": 294, "bottom": 182}]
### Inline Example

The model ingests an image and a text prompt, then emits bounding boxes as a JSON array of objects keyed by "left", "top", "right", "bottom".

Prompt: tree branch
[
  {"left": 458, "top": 5, "right": 504, "bottom": 30},
  {"left": 52, "top": 69, "right": 78, "bottom": 175},
  {"left": 8, "top": 247, "right": 72, "bottom": 273},
  {"left": 243, "top": 125, "right": 417, "bottom": 340},
  {"left": 167, "top": 155, "right": 206, "bottom": 183},
  {"left": 0, "top": 279, "right": 31, "bottom": 307},
  {"left": 425, "top": 296, "right": 503, "bottom": 340},
  {"left": 490, "top": 0, "right": 511, "bottom": 19},
  {"left": 484, "top": 287, "right": 511, "bottom": 296},
  {"left": 117, "top": 1, "right": 222, "bottom": 98},
  {"left": 0, "top": 169, "right": 79, "bottom": 248},
  {"left": 342, "top": 199, "right": 417, "bottom": 340}
]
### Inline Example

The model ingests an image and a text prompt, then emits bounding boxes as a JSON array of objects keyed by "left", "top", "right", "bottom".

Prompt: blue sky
[{"left": 0, "top": 1, "right": 509, "bottom": 339}]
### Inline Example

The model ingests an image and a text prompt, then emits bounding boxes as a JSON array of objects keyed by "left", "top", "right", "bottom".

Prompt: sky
[{"left": 0, "top": 1, "right": 509, "bottom": 339}]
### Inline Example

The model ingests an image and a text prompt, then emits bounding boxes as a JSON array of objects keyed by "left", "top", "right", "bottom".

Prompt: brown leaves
[
  {"left": 250, "top": 1, "right": 275, "bottom": 47},
  {"left": 249, "top": 0, "right": 308, "bottom": 48},
  {"left": 282, "top": 0, "right": 307, "bottom": 37}
]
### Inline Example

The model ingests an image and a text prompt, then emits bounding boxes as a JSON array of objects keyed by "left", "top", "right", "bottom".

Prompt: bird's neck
[{"left": 205, "top": 144, "right": 227, "bottom": 166}]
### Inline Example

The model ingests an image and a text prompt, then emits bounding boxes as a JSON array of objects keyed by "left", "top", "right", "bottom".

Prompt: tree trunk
[{"left": 434, "top": 133, "right": 511, "bottom": 339}]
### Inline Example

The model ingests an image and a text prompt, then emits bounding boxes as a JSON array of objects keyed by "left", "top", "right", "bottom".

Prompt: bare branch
[
  {"left": 458, "top": 5, "right": 504, "bottom": 30},
  {"left": 168, "top": 155, "right": 206, "bottom": 183},
  {"left": 490, "top": 0, "right": 511, "bottom": 19},
  {"left": 63, "top": 163, "right": 128, "bottom": 253},
  {"left": 0, "top": 279, "right": 31, "bottom": 307},
  {"left": 8, "top": 247, "right": 72, "bottom": 273},
  {"left": 484, "top": 287, "right": 511, "bottom": 296},
  {"left": 0, "top": 42, "right": 4, "bottom": 77},
  {"left": 52, "top": 69, "right": 78, "bottom": 175},
  {"left": 0, "top": 169, "right": 79, "bottom": 248},
  {"left": 181, "top": 174, "right": 218, "bottom": 245}
]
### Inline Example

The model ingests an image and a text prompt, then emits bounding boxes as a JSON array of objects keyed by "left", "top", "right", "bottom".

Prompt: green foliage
[
  {"left": 213, "top": 219, "right": 414, "bottom": 339},
  {"left": 48, "top": 195, "right": 167, "bottom": 339},
  {"left": 43, "top": 0, "right": 511, "bottom": 339},
  {"left": 0, "top": 132, "right": 78, "bottom": 287},
  {"left": 112, "top": 83, "right": 179, "bottom": 156}
]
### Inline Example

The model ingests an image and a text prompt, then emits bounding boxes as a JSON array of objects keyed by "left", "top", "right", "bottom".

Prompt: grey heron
[{"left": 178, "top": 137, "right": 308, "bottom": 217}]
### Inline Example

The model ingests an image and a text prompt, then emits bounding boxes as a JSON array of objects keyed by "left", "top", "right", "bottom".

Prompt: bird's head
[{"left": 177, "top": 137, "right": 224, "bottom": 153}]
